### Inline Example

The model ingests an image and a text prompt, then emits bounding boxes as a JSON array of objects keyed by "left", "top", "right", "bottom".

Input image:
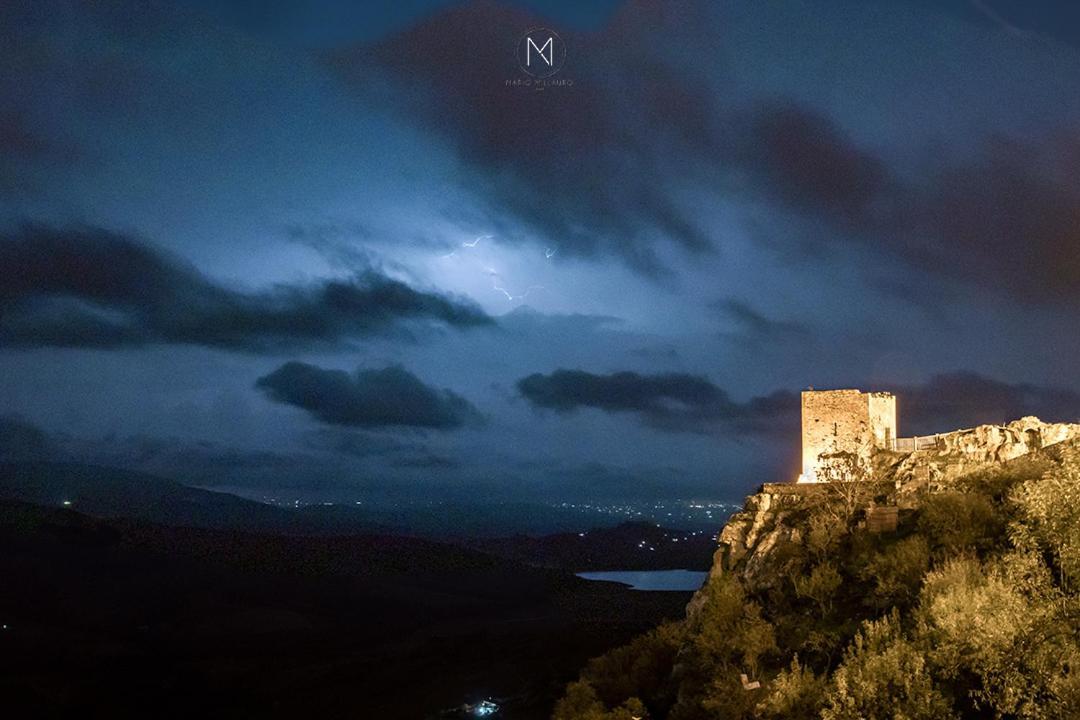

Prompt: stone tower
[{"left": 799, "top": 389, "right": 896, "bottom": 483}]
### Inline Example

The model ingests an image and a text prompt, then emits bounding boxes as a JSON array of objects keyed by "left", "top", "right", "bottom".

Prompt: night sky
[{"left": 2, "top": 0, "right": 1079, "bottom": 509}]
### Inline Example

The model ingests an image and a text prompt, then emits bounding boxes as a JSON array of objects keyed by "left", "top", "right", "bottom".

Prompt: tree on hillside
[
  {"left": 794, "top": 561, "right": 842, "bottom": 615},
  {"left": 805, "top": 509, "right": 846, "bottom": 560},
  {"left": 583, "top": 622, "right": 683, "bottom": 713},
  {"left": 689, "top": 575, "right": 776, "bottom": 678},
  {"left": 1010, "top": 449, "right": 1080, "bottom": 595},
  {"left": 810, "top": 451, "right": 876, "bottom": 526},
  {"left": 553, "top": 682, "right": 652, "bottom": 720}
]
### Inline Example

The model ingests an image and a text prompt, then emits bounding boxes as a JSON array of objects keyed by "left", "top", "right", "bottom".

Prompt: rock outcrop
[
  {"left": 688, "top": 483, "right": 833, "bottom": 613},
  {"left": 881, "top": 417, "right": 1080, "bottom": 494},
  {"left": 690, "top": 417, "right": 1080, "bottom": 612}
]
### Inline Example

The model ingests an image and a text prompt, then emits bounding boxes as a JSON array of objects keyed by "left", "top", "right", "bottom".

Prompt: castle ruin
[
  {"left": 796, "top": 388, "right": 1080, "bottom": 485},
  {"left": 695, "top": 389, "right": 1080, "bottom": 605}
]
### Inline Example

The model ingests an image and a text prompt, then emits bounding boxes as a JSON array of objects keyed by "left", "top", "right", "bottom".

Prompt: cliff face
[
  {"left": 685, "top": 483, "right": 827, "bottom": 617},
  {"left": 692, "top": 417, "right": 1080, "bottom": 607},
  {"left": 709, "top": 485, "right": 813, "bottom": 586}
]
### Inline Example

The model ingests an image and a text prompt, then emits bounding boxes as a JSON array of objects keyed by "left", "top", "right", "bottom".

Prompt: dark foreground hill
[{"left": 0, "top": 499, "right": 689, "bottom": 719}]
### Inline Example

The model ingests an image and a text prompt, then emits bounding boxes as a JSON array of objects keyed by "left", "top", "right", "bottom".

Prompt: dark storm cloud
[
  {"left": 745, "top": 102, "right": 889, "bottom": 226},
  {"left": 0, "top": 226, "right": 492, "bottom": 351},
  {"left": 331, "top": 1, "right": 720, "bottom": 276},
  {"left": 518, "top": 368, "right": 1080, "bottom": 437},
  {"left": 302, "top": 428, "right": 415, "bottom": 458},
  {"left": 516, "top": 369, "right": 797, "bottom": 434},
  {"left": 330, "top": 2, "right": 1080, "bottom": 300},
  {"left": 744, "top": 104, "right": 1080, "bottom": 303},
  {"left": 901, "top": 137, "right": 1080, "bottom": 302},
  {"left": 930, "top": 0, "right": 1080, "bottom": 49},
  {"left": 534, "top": 461, "right": 701, "bottom": 502},
  {"left": 896, "top": 371, "right": 1080, "bottom": 435},
  {"left": 0, "top": 111, "right": 79, "bottom": 194},
  {"left": 712, "top": 298, "right": 808, "bottom": 339},
  {"left": 0, "top": 416, "right": 52, "bottom": 461},
  {"left": 299, "top": 427, "right": 461, "bottom": 477},
  {"left": 392, "top": 454, "right": 460, "bottom": 470},
  {"left": 54, "top": 434, "right": 313, "bottom": 483},
  {"left": 110, "top": 437, "right": 304, "bottom": 472},
  {"left": 1, "top": 1, "right": 190, "bottom": 119},
  {"left": 256, "top": 362, "right": 483, "bottom": 429},
  {"left": 0, "top": 112, "right": 54, "bottom": 162},
  {"left": 302, "top": 427, "right": 458, "bottom": 469}
]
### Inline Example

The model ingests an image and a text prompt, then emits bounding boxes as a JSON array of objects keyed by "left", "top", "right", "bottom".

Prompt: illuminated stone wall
[
  {"left": 800, "top": 389, "right": 896, "bottom": 482},
  {"left": 867, "top": 391, "right": 898, "bottom": 449}
]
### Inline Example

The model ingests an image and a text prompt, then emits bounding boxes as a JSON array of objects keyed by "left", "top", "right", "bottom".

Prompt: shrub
[
  {"left": 757, "top": 656, "right": 826, "bottom": 720},
  {"left": 553, "top": 680, "right": 607, "bottom": 720},
  {"left": 805, "top": 510, "right": 845, "bottom": 560},
  {"left": 553, "top": 683, "right": 651, "bottom": 720},
  {"left": 917, "top": 492, "right": 1002, "bottom": 557},
  {"left": 861, "top": 535, "right": 930, "bottom": 610},
  {"left": 822, "top": 612, "right": 956, "bottom": 720},
  {"left": 584, "top": 622, "right": 683, "bottom": 710},
  {"left": 689, "top": 575, "right": 776, "bottom": 677}
]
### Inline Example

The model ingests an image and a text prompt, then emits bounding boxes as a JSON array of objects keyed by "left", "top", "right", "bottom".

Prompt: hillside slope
[{"left": 553, "top": 426, "right": 1080, "bottom": 719}]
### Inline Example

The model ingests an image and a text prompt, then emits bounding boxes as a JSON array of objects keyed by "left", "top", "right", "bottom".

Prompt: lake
[{"left": 575, "top": 569, "right": 708, "bottom": 591}]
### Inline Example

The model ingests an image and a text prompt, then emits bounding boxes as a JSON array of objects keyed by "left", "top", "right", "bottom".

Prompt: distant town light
[
  {"left": 473, "top": 699, "right": 498, "bottom": 716},
  {"left": 62, "top": 500, "right": 72, "bottom": 506}
]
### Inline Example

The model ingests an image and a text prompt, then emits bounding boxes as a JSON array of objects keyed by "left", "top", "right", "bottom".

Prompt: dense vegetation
[{"left": 553, "top": 445, "right": 1080, "bottom": 719}]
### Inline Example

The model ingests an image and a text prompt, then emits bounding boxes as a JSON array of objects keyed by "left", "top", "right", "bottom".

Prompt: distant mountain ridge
[
  {"left": 0, "top": 461, "right": 718, "bottom": 574},
  {"left": 0, "top": 461, "right": 322, "bottom": 533}
]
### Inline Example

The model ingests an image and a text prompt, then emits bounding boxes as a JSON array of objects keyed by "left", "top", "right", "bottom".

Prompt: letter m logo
[{"left": 526, "top": 36, "right": 554, "bottom": 67}]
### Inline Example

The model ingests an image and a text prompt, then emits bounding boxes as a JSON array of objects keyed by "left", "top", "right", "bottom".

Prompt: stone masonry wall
[
  {"left": 867, "top": 392, "right": 898, "bottom": 449},
  {"left": 801, "top": 389, "right": 895, "bottom": 482}
]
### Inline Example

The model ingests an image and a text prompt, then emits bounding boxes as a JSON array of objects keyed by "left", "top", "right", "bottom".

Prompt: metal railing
[{"left": 887, "top": 435, "right": 941, "bottom": 453}]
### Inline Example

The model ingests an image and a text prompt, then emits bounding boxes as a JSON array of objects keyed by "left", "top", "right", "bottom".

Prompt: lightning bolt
[
  {"left": 493, "top": 280, "right": 544, "bottom": 301},
  {"left": 969, "top": 0, "right": 1030, "bottom": 38},
  {"left": 463, "top": 234, "right": 490, "bottom": 248},
  {"left": 438, "top": 236, "right": 550, "bottom": 302},
  {"left": 485, "top": 266, "right": 543, "bottom": 301}
]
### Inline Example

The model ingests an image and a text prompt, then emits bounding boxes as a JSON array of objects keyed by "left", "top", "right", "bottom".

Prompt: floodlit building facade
[{"left": 799, "top": 389, "right": 897, "bottom": 483}]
